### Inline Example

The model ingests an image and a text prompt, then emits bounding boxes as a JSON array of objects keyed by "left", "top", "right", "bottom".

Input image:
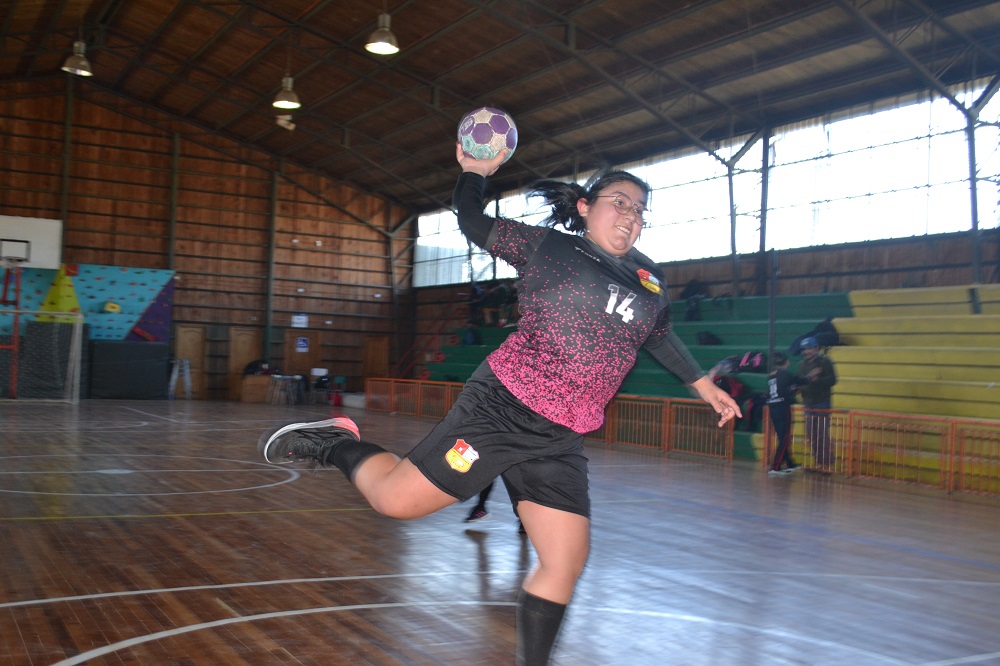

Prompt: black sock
[
  {"left": 324, "top": 439, "right": 387, "bottom": 481},
  {"left": 516, "top": 588, "right": 567, "bottom": 666}
]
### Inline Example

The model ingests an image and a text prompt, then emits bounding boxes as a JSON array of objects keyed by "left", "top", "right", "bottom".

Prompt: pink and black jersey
[{"left": 454, "top": 173, "right": 702, "bottom": 433}]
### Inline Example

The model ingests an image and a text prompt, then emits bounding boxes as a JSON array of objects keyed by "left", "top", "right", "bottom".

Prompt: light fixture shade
[
  {"left": 273, "top": 75, "right": 301, "bottom": 110},
  {"left": 62, "top": 40, "right": 93, "bottom": 77},
  {"left": 365, "top": 13, "right": 399, "bottom": 55}
]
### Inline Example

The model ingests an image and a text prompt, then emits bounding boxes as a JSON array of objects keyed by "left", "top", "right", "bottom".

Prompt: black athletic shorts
[{"left": 405, "top": 362, "right": 591, "bottom": 518}]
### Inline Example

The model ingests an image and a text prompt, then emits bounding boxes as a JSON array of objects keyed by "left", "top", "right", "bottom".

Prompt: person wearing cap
[{"left": 797, "top": 336, "right": 837, "bottom": 471}]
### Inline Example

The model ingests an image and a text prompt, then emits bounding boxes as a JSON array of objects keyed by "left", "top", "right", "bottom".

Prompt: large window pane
[{"left": 415, "top": 80, "right": 1000, "bottom": 287}]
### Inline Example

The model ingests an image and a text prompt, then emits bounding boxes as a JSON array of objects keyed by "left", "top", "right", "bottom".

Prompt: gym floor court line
[{"left": 2, "top": 400, "right": 998, "bottom": 665}]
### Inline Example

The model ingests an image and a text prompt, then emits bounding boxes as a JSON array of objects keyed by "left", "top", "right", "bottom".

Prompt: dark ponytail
[
  {"left": 527, "top": 180, "right": 588, "bottom": 233},
  {"left": 528, "top": 170, "right": 651, "bottom": 235}
]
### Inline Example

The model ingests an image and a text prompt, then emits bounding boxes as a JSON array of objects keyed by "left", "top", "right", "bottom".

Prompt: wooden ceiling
[{"left": 4, "top": 0, "right": 1000, "bottom": 214}]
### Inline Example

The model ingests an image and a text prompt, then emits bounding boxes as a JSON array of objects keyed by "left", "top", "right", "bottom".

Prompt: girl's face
[{"left": 577, "top": 181, "right": 647, "bottom": 256}]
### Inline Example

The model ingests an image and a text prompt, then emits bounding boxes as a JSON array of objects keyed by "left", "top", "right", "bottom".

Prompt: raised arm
[
  {"left": 453, "top": 144, "right": 510, "bottom": 248},
  {"left": 646, "top": 330, "right": 742, "bottom": 427}
]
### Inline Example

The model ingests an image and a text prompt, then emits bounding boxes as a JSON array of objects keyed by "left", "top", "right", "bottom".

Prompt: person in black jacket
[
  {"left": 766, "top": 352, "right": 810, "bottom": 475},
  {"left": 798, "top": 336, "right": 838, "bottom": 471},
  {"left": 257, "top": 145, "right": 742, "bottom": 665}
]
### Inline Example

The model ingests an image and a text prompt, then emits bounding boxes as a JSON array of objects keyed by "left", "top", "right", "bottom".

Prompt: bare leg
[
  {"left": 517, "top": 501, "right": 590, "bottom": 603},
  {"left": 515, "top": 501, "right": 589, "bottom": 665},
  {"left": 352, "top": 454, "right": 458, "bottom": 520},
  {"left": 258, "top": 418, "right": 459, "bottom": 520}
]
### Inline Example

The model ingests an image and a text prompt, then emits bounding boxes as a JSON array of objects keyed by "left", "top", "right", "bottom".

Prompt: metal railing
[
  {"left": 366, "top": 378, "right": 1000, "bottom": 498},
  {"left": 365, "top": 379, "right": 733, "bottom": 460},
  {"left": 761, "top": 407, "right": 1000, "bottom": 496}
]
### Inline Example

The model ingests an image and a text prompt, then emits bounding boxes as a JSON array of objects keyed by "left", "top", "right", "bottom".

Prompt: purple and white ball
[{"left": 458, "top": 107, "right": 518, "bottom": 164}]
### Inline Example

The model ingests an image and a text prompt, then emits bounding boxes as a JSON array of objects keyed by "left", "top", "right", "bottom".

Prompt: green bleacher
[
  {"left": 622, "top": 292, "right": 853, "bottom": 398},
  {"left": 427, "top": 287, "right": 1000, "bottom": 466},
  {"left": 427, "top": 292, "right": 853, "bottom": 399},
  {"left": 425, "top": 292, "right": 853, "bottom": 462},
  {"left": 426, "top": 326, "right": 515, "bottom": 382}
]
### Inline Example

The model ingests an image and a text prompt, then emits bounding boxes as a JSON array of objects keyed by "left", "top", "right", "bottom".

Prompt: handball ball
[{"left": 458, "top": 106, "right": 517, "bottom": 163}]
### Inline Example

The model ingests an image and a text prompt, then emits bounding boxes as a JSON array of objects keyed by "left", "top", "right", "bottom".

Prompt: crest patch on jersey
[
  {"left": 445, "top": 439, "right": 480, "bottom": 473},
  {"left": 637, "top": 269, "right": 662, "bottom": 294}
]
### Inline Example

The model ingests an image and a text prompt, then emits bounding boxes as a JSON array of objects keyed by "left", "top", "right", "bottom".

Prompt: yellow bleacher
[
  {"left": 752, "top": 285, "right": 1000, "bottom": 491},
  {"left": 831, "top": 285, "right": 1000, "bottom": 420},
  {"left": 980, "top": 283, "right": 1000, "bottom": 315},
  {"left": 832, "top": 315, "right": 1000, "bottom": 347},
  {"left": 848, "top": 285, "right": 977, "bottom": 317}
]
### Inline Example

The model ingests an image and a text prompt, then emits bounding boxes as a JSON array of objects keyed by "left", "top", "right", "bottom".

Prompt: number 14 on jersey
[{"left": 605, "top": 284, "right": 636, "bottom": 323}]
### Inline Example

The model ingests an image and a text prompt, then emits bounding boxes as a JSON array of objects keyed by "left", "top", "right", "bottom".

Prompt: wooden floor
[{"left": 2, "top": 400, "right": 999, "bottom": 666}]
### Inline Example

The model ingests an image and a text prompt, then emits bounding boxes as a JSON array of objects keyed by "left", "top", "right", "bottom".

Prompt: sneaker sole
[{"left": 258, "top": 417, "right": 360, "bottom": 464}]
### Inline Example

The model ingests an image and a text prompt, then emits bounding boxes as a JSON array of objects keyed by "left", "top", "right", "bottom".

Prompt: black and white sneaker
[{"left": 258, "top": 417, "right": 360, "bottom": 465}]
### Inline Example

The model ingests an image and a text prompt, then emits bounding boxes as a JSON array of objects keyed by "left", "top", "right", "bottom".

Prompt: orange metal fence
[
  {"left": 761, "top": 407, "right": 1000, "bottom": 496},
  {"left": 367, "top": 378, "right": 1000, "bottom": 498},
  {"left": 365, "top": 378, "right": 465, "bottom": 420},
  {"left": 365, "top": 379, "right": 733, "bottom": 460}
]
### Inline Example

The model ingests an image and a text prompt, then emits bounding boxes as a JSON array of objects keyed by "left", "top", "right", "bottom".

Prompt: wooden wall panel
[
  {"left": 0, "top": 114, "right": 63, "bottom": 217},
  {"left": 0, "top": 82, "right": 414, "bottom": 399},
  {"left": 174, "top": 308, "right": 267, "bottom": 329},
  {"left": 176, "top": 223, "right": 268, "bottom": 245},
  {"left": 64, "top": 229, "right": 168, "bottom": 256},
  {"left": 3, "top": 82, "right": 994, "bottom": 393}
]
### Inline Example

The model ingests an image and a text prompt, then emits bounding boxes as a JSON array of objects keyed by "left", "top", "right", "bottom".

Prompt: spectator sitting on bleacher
[{"left": 790, "top": 317, "right": 840, "bottom": 355}]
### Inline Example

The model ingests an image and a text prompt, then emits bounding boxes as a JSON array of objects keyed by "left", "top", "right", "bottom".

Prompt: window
[{"left": 415, "top": 82, "right": 1000, "bottom": 286}]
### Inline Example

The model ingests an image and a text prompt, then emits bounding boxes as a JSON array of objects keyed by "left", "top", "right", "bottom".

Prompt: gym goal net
[{"left": 0, "top": 310, "right": 84, "bottom": 404}]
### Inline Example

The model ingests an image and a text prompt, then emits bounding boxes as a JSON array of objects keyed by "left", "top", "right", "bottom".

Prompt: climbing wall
[{"left": 1, "top": 264, "right": 174, "bottom": 341}]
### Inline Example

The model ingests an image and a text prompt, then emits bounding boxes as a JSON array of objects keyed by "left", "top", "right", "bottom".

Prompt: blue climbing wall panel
[{"left": 0, "top": 264, "right": 175, "bottom": 340}]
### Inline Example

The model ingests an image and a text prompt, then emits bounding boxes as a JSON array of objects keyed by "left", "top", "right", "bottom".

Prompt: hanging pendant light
[
  {"left": 273, "top": 75, "right": 301, "bottom": 110},
  {"left": 365, "top": 13, "right": 399, "bottom": 55},
  {"left": 62, "top": 40, "right": 93, "bottom": 77},
  {"left": 273, "top": 43, "right": 301, "bottom": 110}
]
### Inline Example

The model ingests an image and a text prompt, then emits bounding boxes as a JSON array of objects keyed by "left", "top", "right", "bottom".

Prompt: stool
[
  {"left": 310, "top": 368, "right": 330, "bottom": 404},
  {"left": 267, "top": 375, "right": 300, "bottom": 405}
]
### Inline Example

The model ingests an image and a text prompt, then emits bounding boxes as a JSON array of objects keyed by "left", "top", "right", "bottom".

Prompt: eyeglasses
[{"left": 595, "top": 193, "right": 648, "bottom": 224}]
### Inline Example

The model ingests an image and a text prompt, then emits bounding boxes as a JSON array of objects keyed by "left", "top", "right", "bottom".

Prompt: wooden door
[
  {"left": 228, "top": 326, "right": 263, "bottom": 400},
  {"left": 282, "top": 329, "right": 322, "bottom": 377},
  {"left": 173, "top": 323, "right": 207, "bottom": 399},
  {"left": 362, "top": 335, "right": 390, "bottom": 383}
]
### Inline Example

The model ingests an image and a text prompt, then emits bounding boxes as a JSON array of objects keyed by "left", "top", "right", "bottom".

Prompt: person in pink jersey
[{"left": 259, "top": 145, "right": 741, "bottom": 665}]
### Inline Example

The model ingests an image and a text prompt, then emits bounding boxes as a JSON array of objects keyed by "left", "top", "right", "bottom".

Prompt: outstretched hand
[
  {"left": 690, "top": 375, "right": 743, "bottom": 427},
  {"left": 456, "top": 142, "right": 509, "bottom": 177}
]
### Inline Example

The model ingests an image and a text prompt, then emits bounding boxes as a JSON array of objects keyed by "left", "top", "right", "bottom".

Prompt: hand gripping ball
[{"left": 458, "top": 106, "right": 518, "bottom": 163}]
